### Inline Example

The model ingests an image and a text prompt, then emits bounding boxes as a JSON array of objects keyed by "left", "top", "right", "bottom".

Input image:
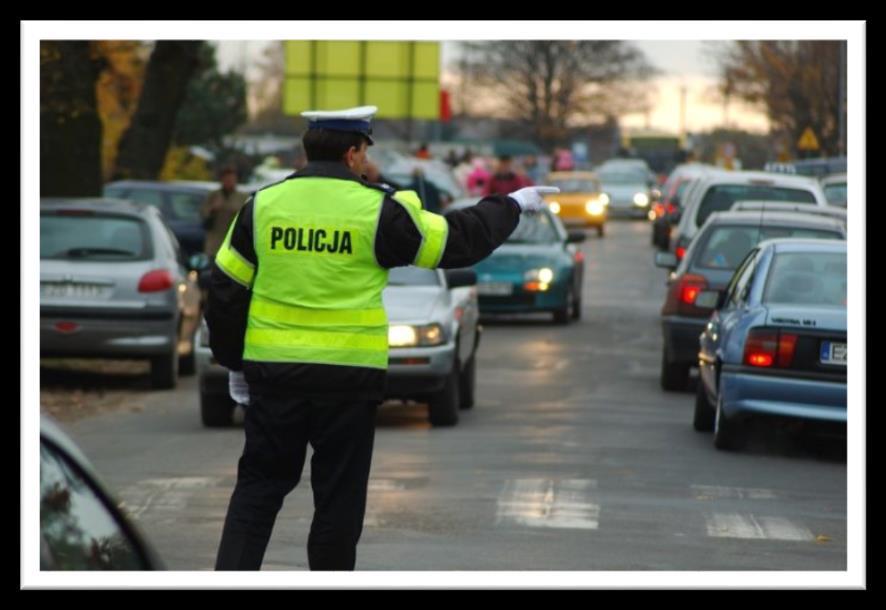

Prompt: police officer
[{"left": 208, "top": 106, "right": 558, "bottom": 571}]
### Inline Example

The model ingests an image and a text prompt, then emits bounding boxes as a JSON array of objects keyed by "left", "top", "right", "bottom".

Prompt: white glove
[
  {"left": 228, "top": 370, "right": 250, "bottom": 406},
  {"left": 508, "top": 186, "right": 560, "bottom": 213}
]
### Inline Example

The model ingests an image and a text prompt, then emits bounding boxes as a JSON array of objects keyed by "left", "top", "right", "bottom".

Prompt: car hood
[
  {"left": 473, "top": 243, "right": 565, "bottom": 275},
  {"left": 764, "top": 304, "right": 847, "bottom": 332},
  {"left": 382, "top": 286, "right": 446, "bottom": 323}
]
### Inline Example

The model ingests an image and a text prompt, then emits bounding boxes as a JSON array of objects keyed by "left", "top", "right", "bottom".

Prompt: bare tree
[
  {"left": 458, "top": 41, "right": 658, "bottom": 148},
  {"left": 714, "top": 41, "right": 845, "bottom": 156}
]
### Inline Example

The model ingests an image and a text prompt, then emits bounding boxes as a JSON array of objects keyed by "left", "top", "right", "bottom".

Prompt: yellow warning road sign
[{"left": 797, "top": 127, "right": 820, "bottom": 151}]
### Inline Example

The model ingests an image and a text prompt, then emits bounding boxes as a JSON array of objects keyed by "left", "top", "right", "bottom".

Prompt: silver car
[
  {"left": 596, "top": 163, "right": 655, "bottom": 219},
  {"left": 40, "top": 198, "right": 203, "bottom": 389},
  {"left": 195, "top": 265, "right": 481, "bottom": 428}
]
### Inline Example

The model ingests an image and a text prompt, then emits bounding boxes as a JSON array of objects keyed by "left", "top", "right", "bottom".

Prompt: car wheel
[
  {"left": 428, "top": 365, "right": 459, "bottom": 427},
  {"left": 597, "top": 224, "right": 605, "bottom": 237},
  {"left": 714, "top": 391, "right": 745, "bottom": 450},
  {"left": 693, "top": 376, "right": 716, "bottom": 431},
  {"left": 200, "top": 392, "right": 235, "bottom": 427},
  {"left": 571, "top": 287, "right": 582, "bottom": 321},
  {"left": 553, "top": 287, "right": 572, "bottom": 325},
  {"left": 150, "top": 350, "right": 178, "bottom": 390},
  {"left": 179, "top": 350, "right": 196, "bottom": 376},
  {"left": 660, "top": 346, "right": 690, "bottom": 392},
  {"left": 459, "top": 353, "right": 476, "bottom": 410}
]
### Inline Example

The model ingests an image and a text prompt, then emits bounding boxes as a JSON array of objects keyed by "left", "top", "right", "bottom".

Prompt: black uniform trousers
[{"left": 214, "top": 387, "right": 378, "bottom": 571}]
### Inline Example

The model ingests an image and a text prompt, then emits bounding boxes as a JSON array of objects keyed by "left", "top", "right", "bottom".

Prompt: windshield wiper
[{"left": 61, "top": 247, "right": 136, "bottom": 257}]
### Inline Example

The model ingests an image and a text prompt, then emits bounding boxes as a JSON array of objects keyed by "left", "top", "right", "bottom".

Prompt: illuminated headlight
[
  {"left": 599, "top": 193, "right": 610, "bottom": 206},
  {"left": 633, "top": 193, "right": 650, "bottom": 207},
  {"left": 548, "top": 201, "right": 561, "bottom": 214},
  {"left": 388, "top": 323, "right": 445, "bottom": 348},
  {"left": 524, "top": 268, "right": 555, "bottom": 284},
  {"left": 586, "top": 200, "right": 605, "bottom": 216}
]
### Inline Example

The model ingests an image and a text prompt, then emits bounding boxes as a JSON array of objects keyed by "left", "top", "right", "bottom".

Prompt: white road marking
[
  {"left": 496, "top": 479, "right": 599, "bottom": 530},
  {"left": 691, "top": 485, "right": 777, "bottom": 500},
  {"left": 705, "top": 513, "right": 815, "bottom": 541},
  {"left": 120, "top": 477, "right": 221, "bottom": 519}
]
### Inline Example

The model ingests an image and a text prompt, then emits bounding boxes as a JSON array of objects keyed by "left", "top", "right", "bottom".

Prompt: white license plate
[
  {"left": 820, "top": 341, "right": 847, "bottom": 365},
  {"left": 477, "top": 282, "right": 513, "bottom": 296},
  {"left": 41, "top": 283, "right": 109, "bottom": 299}
]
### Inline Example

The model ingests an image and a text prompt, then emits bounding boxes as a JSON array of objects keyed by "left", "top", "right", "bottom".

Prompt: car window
[
  {"left": 40, "top": 441, "right": 147, "bottom": 570},
  {"left": 696, "top": 185, "right": 818, "bottom": 227},
  {"left": 824, "top": 183, "right": 847, "bottom": 207},
  {"left": 508, "top": 210, "right": 560, "bottom": 244},
  {"left": 168, "top": 192, "right": 206, "bottom": 222},
  {"left": 763, "top": 251, "right": 847, "bottom": 306},
  {"left": 125, "top": 188, "right": 166, "bottom": 210},
  {"left": 695, "top": 225, "right": 843, "bottom": 271},
  {"left": 388, "top": 266, "right": 441, "bottom": 286},
  {"left": 598, "top": 170, "right": 647, "bottom": 184},
  {"left": 724, "top": 250, "right": 759, "bottom": 309},
  {"left": 41, "top": 213, "right": 152, "bottom": 261}
]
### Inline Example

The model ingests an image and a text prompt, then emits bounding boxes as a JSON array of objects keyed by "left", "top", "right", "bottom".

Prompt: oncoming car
[{"left": 543, "top": 171, "right": 608, "bottom": 236}]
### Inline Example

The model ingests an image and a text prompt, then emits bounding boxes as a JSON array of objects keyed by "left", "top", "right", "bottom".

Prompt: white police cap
[{"left": 301, "top": 105, "right": 378, "bottom": 145}]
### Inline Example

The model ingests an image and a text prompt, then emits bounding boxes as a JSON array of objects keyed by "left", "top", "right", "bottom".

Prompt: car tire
[
  {"left": 201, "top": 392, "right": 235, "bottom": 427},
  {"left": 553, "top": 287, "right": 572, "bottom": 325},
  {"left": 428, "top": 365, "right": 459, "bottom": 427},
  {"left": 714, "top": 392, "right": 746, "bottom": 451},
  {"left": 597, "top": 224, "right": 605, "bottom": 238},
  {"left": 459, "top": 353, "right": 476, "bottom": 410},
  {"left": 179, "top": 350, "right": 196, "bottom": 376},
  {"left": 660, "top": 346, "right": 690, "bottom": 392},
  {"left": 150, "top": 351, "right": 178, "bottom": 390},
  {"left": 571, "top": 287, "right": 582, "bottom": 321},
  {"left": 693, "top": 376, "right": 716, "bottom": 431}
]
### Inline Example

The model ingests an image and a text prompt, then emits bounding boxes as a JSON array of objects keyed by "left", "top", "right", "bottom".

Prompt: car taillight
[
  {"left": 676, "top": 246, "right": 687, "bottom": 261},
  {"left": 744, "top": 329, "right": 798, "bottom": 368},
  {"left": 574, "top": 251, "right": 585, "bottom": 264},
  {"left": 663, "top": 274, "right": 710, "bottom": 317},
  {"left": 653, "top": 203, "right": 665, "bottom": 217},
  {"left": 138, "top": 270, "right": 174, "bottom": 293},
  {"left": 679, "top": 273, "right": 708, "bottom": 307},
  {"left": 666, "top": 203, "right": 677, "bottom": 215}
]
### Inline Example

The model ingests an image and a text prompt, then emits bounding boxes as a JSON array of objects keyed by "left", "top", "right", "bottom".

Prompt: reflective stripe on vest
[
  {"left": 392, "top": 190, "right": 449, "bottom": 269},
  {"left": 215, "top": 211, "right": 255, "bottom": 288},
  {"left": 244, "top": 177, "right": 390, "bottom": 369}
]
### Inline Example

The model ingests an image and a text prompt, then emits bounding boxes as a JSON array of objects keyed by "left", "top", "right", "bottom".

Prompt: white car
[{"left": 670, "top": 171, "right": 829, "bottom": 262}]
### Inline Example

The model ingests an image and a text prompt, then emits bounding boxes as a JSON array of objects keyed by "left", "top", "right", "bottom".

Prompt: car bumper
[
  {"left": 555, "top": 212, "right": 606, "bottom": 227},
  {"left": 606, "top": 204, "right": 650, "bottom": 219},
  {"left": 478, "top": 282, "right": 571, "bottom": 314},
  {"left": 662, "top": 315, "right": 707, "bottom": 365},
  {"left": 41, "top": 312, "right": 176, "bottom": 358},
  {"left": 385, "top": 341, "right": 456, "bottom": 398},
  {"left": 720, "top": 369, "right": 847, "bottom": 423}
]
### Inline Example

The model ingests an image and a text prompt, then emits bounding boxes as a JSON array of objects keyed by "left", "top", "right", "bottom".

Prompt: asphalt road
[{"left": 53, "top": 219, "right": 847, "bottom": 572}]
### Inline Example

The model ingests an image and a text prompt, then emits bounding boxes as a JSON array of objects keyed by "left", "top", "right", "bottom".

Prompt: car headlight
[
  {"left": 548, "top": 201, "right": 561, "bottom": 214},
  {"left": 599, "top": 193, "right": 610, "bottom": 206},
  {"left": 586, "top": 200, "right": 605, "bottom": 216},
  {"left": 634, "top": 193, "right": 650, "bottom": 207},
  {"left": 388, "top": 323, "right": 445, "bottom": 348},
  {"left": 524, "top": 268, "right": 554, "bottom": 291}
]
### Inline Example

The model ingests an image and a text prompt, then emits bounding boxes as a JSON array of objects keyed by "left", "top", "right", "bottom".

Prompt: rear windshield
[
  {"left": 388, "top": 266, "right": 440, "bottom": 287},
  {"left": 696, "top": 184, "right": 818, "bottom": 227},
  {"left": 823, "top": 183, "right": 847, "bottom": 207},
  {"left": 695, "top": 225, "right": 843, "bottom": 270},
  {"left": 104, "top": 187, "right": 206, "bottom": 223},
  {"left": 763, "top": 252, "right": 847, "bottom": 306},
  {"left": 41, "top": 213, "right": 151, "bottom": 261}
]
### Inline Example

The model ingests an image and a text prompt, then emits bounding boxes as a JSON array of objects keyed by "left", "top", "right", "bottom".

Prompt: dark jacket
[{"left": 205, "top": 161, "right": 521, "bottom": 400}]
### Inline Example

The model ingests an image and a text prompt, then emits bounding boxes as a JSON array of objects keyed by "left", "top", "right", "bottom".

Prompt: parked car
[
  {"left": 102, "top": 180, "right": 253, "bottom": 259},
  {"left": 381, "top": 158, "right": 466, "bottom": 205},
  {"left": 383, "top": 265, "right": 481, "bottom": 427},
  {"left": 821, "top": 173, "right": 847, "bottom": 208},
  {"left": 596, "top": 163, "right": 656, "bottom": 219},
  {"left": 445, "top": 200, "right": 586, "bottom": 324},
  {"left": 40, "top": 416, "right": 164, "bottom": 570},
  {"left": 694, "top": 239, "right": 847, "bottom": 450},
  {"left": 542, "top": 171, "right": 608, "bottom": 236},
  {"left": 40, "top": 198, "right": 203, "bottom": 388},
  {"left": 655, "top": 209, "right": 846, "bottom": 391},
  {"left": 651, "top": 164, "right": 717, "bottom": 250},
  {"left": 669, "top": 171, "right": 829, "bottom": 264},
  {"left": 764, "top": 157, "right": 846, "bottom": 180}
]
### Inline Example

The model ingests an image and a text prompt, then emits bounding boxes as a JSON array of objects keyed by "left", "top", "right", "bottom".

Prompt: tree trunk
[
  {"left": 115, "top": 41, "right": 202, "bottom": 180},
  {"left": 40, "top": 41, "right": 104, "bottom": 197}
]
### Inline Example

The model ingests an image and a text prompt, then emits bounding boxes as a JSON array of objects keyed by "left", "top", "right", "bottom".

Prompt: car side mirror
[
  {"left": 566, "top": 231, "right": 586, "bottom": 244},
  {"left": 695, "top": 289, "right": 725, "bottom": 310},
  {"left": 445, "top": 268, "right": 477, "bottom": 289},
  {"left": 188, "top": 253, "right": 211, "bottom": 272},
  {"left": 655, "top": 252, "right": 678, "bottom": 269}
]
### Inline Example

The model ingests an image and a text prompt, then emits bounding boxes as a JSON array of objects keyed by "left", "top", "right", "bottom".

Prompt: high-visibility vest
[{"left": 214, "top": 177, "right": 449, "bottom": 370}]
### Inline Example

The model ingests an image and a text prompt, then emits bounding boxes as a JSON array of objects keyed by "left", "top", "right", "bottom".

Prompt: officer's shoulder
[{"left": 361, "top": 181, "right": 398, "bottom": 196}]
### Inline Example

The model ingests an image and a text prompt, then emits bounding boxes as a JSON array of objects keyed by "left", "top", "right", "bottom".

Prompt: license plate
[
  {"left": 41, "top": 283, "right": 109, "bottom": 299},
  {"left": 820, "top": 341, "right": 847, "bottom": 365},
  {"left": 477, "top": 282, "right": 513, "bottom": 296}
]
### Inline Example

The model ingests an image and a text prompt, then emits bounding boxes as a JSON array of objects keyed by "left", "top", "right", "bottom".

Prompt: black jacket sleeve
[
  {"left": 204, "top": 197, "right": 256, "bottom": 371},
  {"left": 375, "top": 194, "right": 522, "bottom": 269}
]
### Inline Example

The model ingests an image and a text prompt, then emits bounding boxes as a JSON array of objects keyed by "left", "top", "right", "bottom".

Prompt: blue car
[
  {"left": 694, "top": 239, "right": 847, "bottom": 450},
  {"left": 445, "top": 200, "right": 586, "bottom": 324}
]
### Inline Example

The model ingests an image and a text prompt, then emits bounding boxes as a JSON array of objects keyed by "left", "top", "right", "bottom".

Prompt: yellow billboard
[{"left": 284, "top": 41, "right": 440, "bottom": 120}]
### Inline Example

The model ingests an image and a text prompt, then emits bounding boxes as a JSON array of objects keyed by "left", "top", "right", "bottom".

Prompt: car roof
[
  {"left": 40, "top": 197, "right": 157, "bottom": 217},
  {"left": 756, "top": 237, "right": 847, "bottom": 254},
  {"left": 702, "top": 170, "right": 822, "bottom": 189},
  {"left": 706, "top": 210, "right": 846, "bottom": 230},
  {"left": 105, "top": 179, "right": 218, "bottom": 192},
  {"left": 821, "top": 173, "right": 847, "bottom": 184}
]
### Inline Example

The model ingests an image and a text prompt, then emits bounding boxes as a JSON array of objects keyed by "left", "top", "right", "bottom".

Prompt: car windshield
[
  {"left": 598, "top": 170, "right": 647, "bottom": 185},
  {"left": 549, "top": 179, "right": 599, "bottom": 192},
  {"left": 763, "top": 251, "right": 847, "bottom": 306},
  {"left": 696, "top": 184, "right": 818, "bottom": 227},
  {"left": 696, "top": 226, "right": 843, "bottom": 270},
  {"left": 508, "top": 211, "right": 560, "bottom": 244},
  {"left": 388, "top": 266, "right": 440, "bottom": 286},
  {"left": 41, "top": 214, "right": 150, "bottom": 260},
  {"left": 824, "top": 183, "right": 847, "bottom": 207}
]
